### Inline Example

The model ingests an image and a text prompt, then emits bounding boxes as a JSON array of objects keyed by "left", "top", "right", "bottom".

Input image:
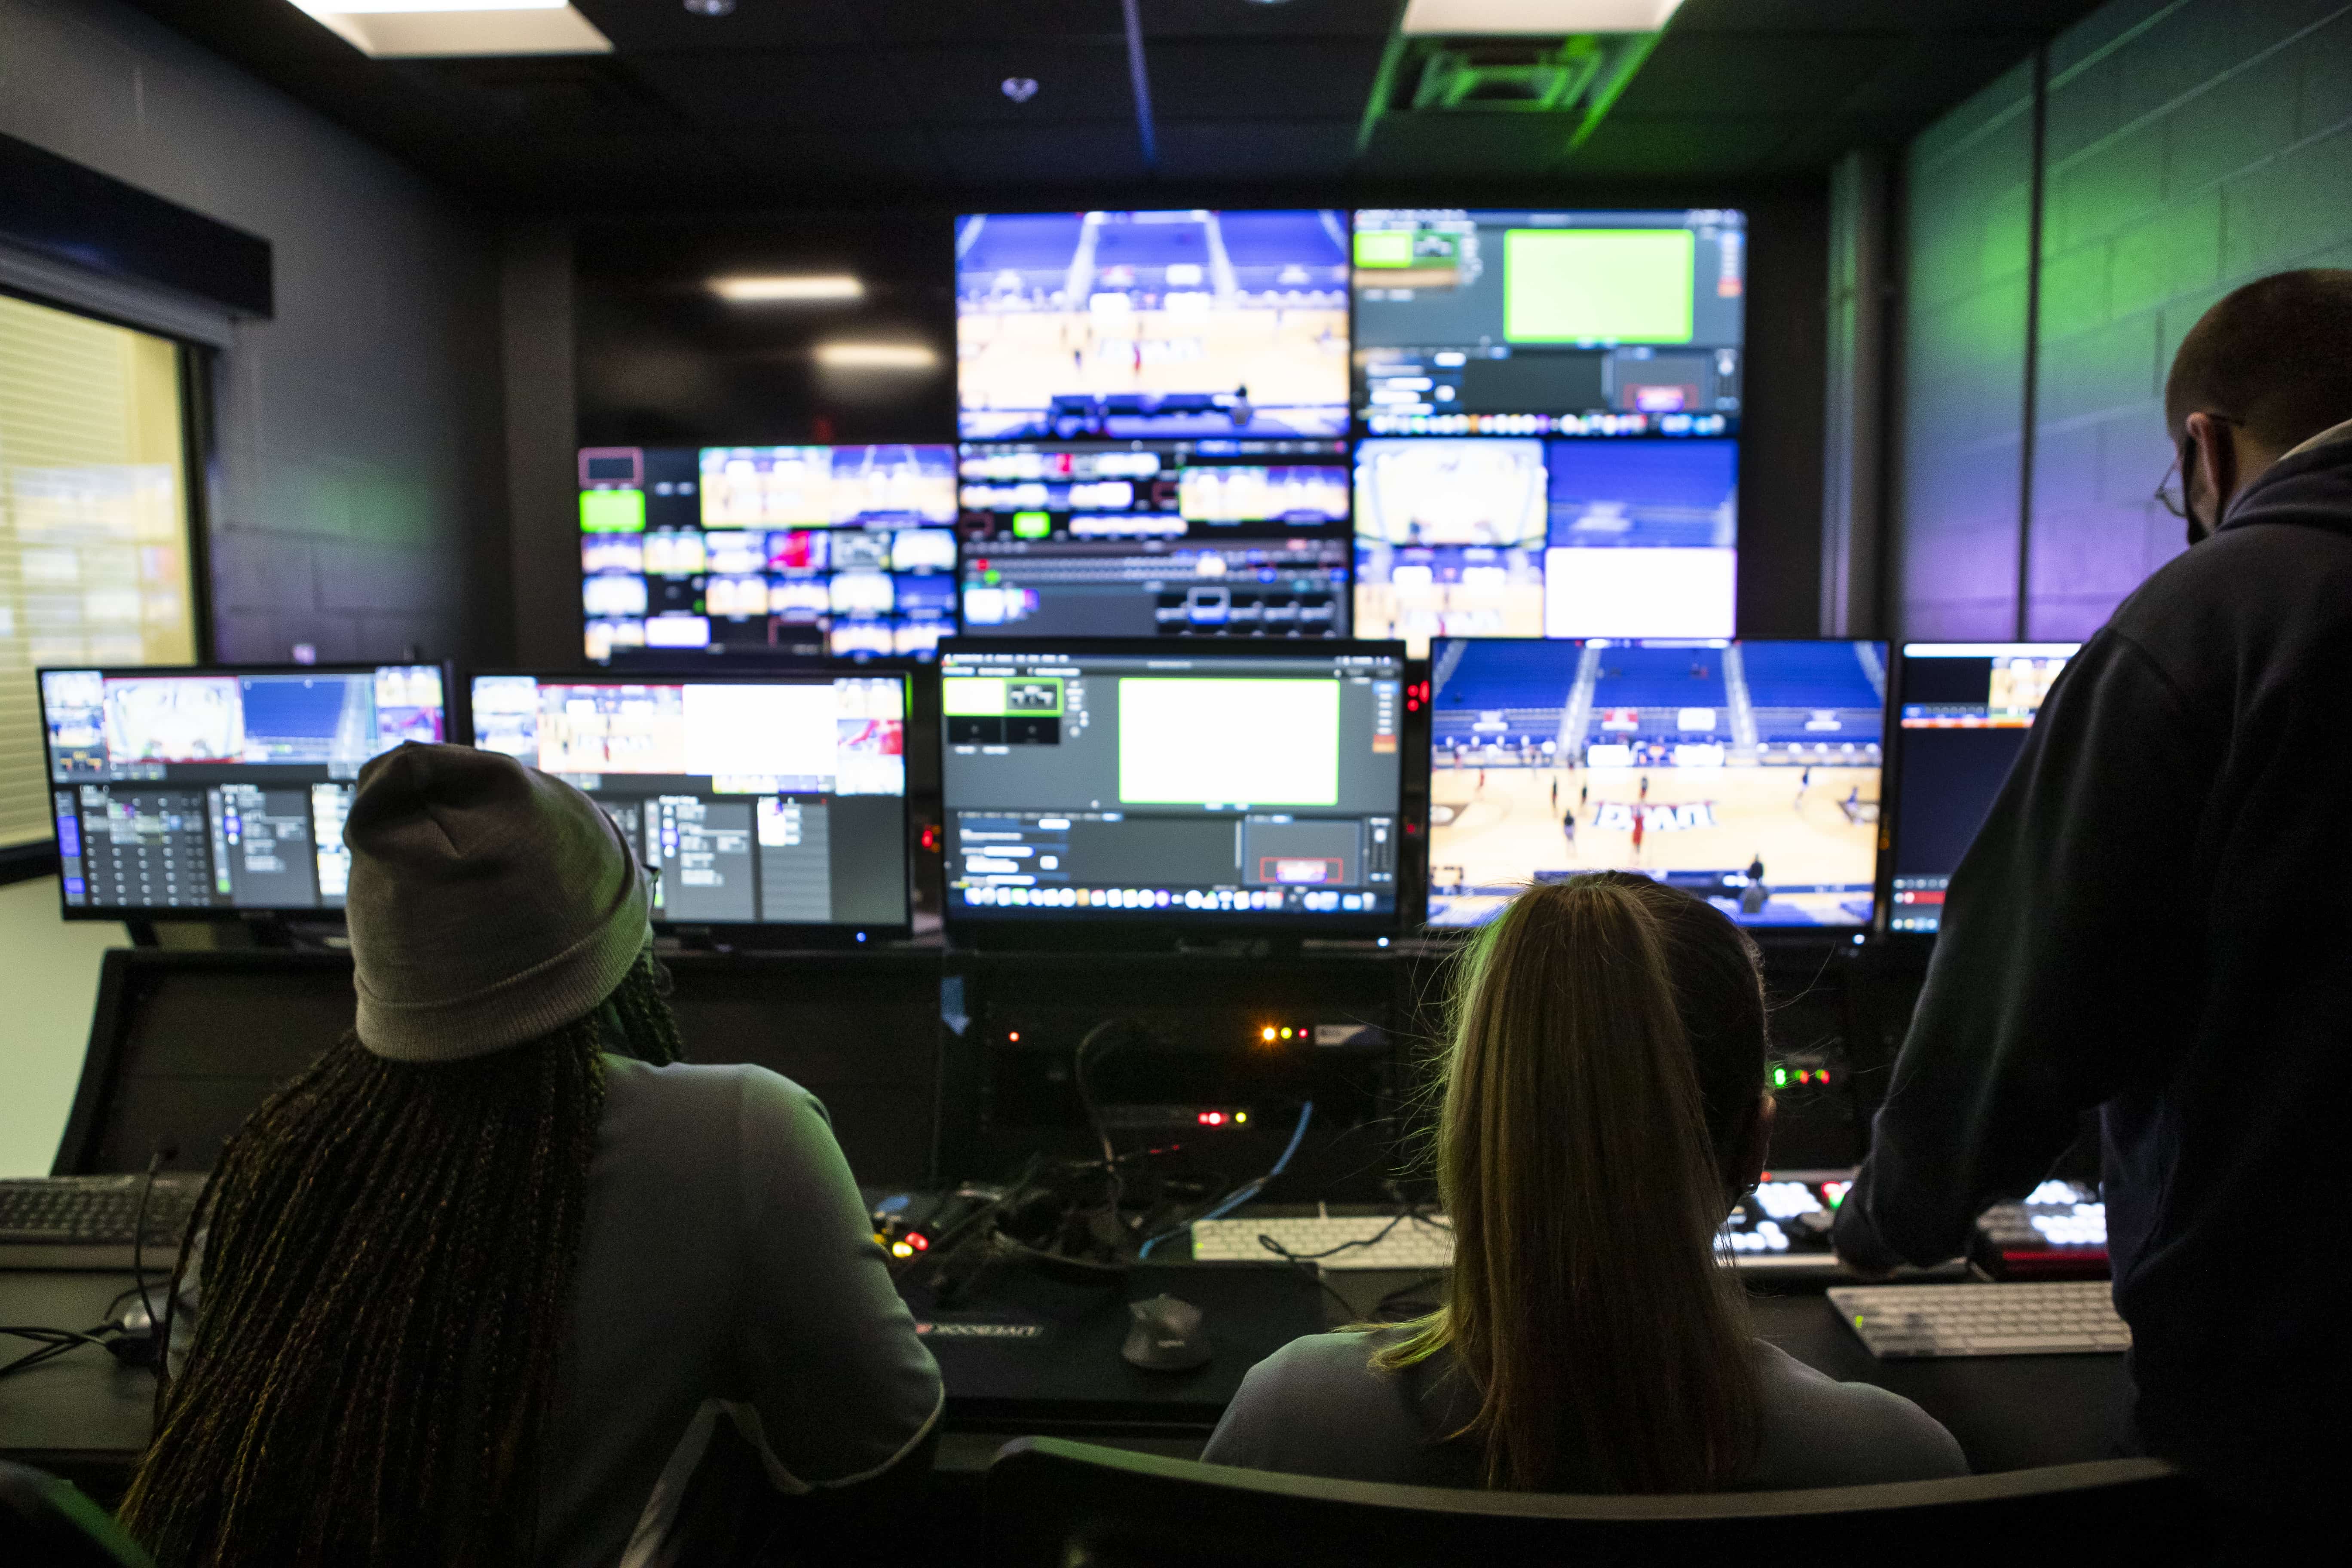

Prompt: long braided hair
[{"left": 118, "top": 950, "right": 685, "bottom": 1566}]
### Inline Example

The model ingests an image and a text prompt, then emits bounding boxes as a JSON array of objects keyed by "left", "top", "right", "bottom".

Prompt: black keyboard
[{"left": 0, "top": 1175, "right": 204, "bottom": 1252}]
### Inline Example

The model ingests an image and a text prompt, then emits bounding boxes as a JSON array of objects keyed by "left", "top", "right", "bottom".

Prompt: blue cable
[{"left": 1138, "top": 1101, "right": 1313, "bottom": 1259}]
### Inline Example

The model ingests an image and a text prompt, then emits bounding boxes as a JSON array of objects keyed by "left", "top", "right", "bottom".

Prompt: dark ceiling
[{"left": 121, "top": 0, "right": 2108, "bottom": 209}]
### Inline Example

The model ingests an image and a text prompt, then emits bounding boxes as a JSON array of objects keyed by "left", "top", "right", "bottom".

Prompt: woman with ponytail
[
  {"left": 119, "top": 744, "right": 941, "bottom": 1565},
  {"left": 1203, "top": 875, "right": 1960, "bottom": 1493}
]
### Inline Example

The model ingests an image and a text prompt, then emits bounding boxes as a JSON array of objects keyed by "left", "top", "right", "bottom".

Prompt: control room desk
[{"left": 0, "top": 1266, "right": 2130, "bottom": 1506}]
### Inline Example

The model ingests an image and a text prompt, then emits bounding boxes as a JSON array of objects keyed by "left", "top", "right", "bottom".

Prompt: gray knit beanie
[{"left": 343, "top": 742, "right": 652, "bottom": 1062}]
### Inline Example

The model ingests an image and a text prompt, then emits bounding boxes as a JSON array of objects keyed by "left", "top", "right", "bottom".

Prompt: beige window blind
[{"left": 0, "top": 292, "right": 198, "bottom": 852}]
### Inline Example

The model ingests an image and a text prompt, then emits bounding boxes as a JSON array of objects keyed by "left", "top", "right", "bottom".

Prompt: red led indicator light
[{"left": 908, "top": 1233, "right": 929, "bottom": 1252}]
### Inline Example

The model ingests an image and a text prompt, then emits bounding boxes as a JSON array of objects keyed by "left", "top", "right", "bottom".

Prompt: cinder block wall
[{"left": 1899, "top": 0, "right": 2352, "bottom": 640}]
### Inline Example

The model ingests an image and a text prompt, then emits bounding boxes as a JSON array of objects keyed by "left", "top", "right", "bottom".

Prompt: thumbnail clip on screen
[
  {"left": 1354, "top": 208, "right": 1744, "bottom": 437},
  {"left": 1886, "top": 643, "right": 2080, "bottom": 934},
  {"left": 940, "top": 640, "right": 1404, "bottom": 931},
  {"left": 1353, "top": 436, "right": 1736, "bottom": 656},
  {"left": 954, "top": 209, "right": 1350, "bottom": 441},
  {"left": 40, "top": 664, "right": 447, "bottom": 916},
  {"left": 1426, "top": 638, "right": 1885, "bottom": 930},
  {"left": 576, "top": 444, "right": 959, "bottom": 665},
  {"left": 957, "top": 437, "right": 1351, "bottom": 638},
  {"left": 471, "top": 672, "right": 910, "bottom": 932}
]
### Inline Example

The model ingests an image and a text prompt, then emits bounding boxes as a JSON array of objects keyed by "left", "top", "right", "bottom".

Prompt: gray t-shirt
[
  {"left": 1201, "top": 1327, "right": 1964, "bottom": 1491},
  {"left": 536, "top": 1057, "right": 943, "bottom": 1568}
]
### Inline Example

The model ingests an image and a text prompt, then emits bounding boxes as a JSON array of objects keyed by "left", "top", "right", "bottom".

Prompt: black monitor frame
[
  {"left": 1870, "top": 640, "right": 2083, "bottom": 943},
  {"left": 937, "top": 636, "right": 1413, "bottom": 950},
  {"left": 467, "top": 666, "right": 917, "bottom": 948},
  {"left": 35, "top": 660, "right": 456, "bottom": 925}
]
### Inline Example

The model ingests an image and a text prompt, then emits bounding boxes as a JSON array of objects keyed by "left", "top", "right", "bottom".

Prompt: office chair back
[
  {"left": 0, "top": 1461, "right": 156, "bottom": 1568},
  {"left": 983, "top": 1437, "right": 2211, "bottom": 1568}
]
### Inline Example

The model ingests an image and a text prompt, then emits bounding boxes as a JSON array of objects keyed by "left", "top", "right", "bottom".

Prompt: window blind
[{"left": 0, "top": 291, "right": 197, "bottom": 850}]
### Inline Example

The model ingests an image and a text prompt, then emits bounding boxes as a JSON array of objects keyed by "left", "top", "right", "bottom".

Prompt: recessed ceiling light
[
  {"left": 287, "top": 1, "right": 613, "bottom": 58},
  {"left": 1001, "top": 77, "right": 1041, "bottom": 103},
  {"left": 813, "top": 343, "right": 940, "bottom": 371},
  {"left": 683, "top": 0, "right": 736, "bottom": 14},
  {"left": 1400, "top": 0, "right": 1685, "bottom": 34},
  {"left": 709, "top": 275, "right": 866, "bottom": 303}
]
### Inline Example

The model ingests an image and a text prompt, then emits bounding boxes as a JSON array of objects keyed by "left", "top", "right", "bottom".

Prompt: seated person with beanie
[
  {"left": 1203, "top": 876, "right": 1961, "bottom": 1492},
  {"left": 119, "top": 743, "right": 942, "bottom": 1567}
]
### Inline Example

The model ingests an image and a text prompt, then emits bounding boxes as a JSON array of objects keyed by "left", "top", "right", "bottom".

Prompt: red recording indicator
[{"left": 1894, "top": 889, "right": 1947, "bottom": 906}]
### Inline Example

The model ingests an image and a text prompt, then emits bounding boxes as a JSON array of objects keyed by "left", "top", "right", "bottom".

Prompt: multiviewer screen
[
  {"left": 939, "top": 643, "right": 1403, "bottom": 926},
  {"left": 955, "top": 209, "right": 1350, "bottom": 441},
  {"left": 1353, "top": 437, "right": 1736, "bottom": 655},
  {"left": 576, "top": 444, "right": 959, "bottom": 664},
  {"left": 471, "top": 674, "right": 910, "bottom": 931},
  {"left": 40, "top": 665, "right": 447, "bottom": 915},
  {"left": 1887, "top": 643, "right": 2080, "bottom": 934},
  {"left": 1427, "top": 638, "right": 1884, "bottom": 930},
  {"left": 958, "top": 438, "right": 1350, "bottom": 637},
  {"left": 1353, "top": 208, "right": 1745, "bottom": 437}
]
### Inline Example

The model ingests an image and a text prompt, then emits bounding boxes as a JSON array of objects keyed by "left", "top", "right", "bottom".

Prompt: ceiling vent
[{"left": 1357, "top": 28, "right": 1664, "bottom": 166}]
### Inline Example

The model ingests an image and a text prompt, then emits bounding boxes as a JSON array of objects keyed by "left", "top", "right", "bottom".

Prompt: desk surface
[{"left": 1, "top": 1266, "right": 2128, "bottom": 1491}]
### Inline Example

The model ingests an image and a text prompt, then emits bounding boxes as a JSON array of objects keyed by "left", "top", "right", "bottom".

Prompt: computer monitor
[
  {"left": 954, "top": 209, "right": 1350, "bottom": 441},
  {"left": 469, "top": 671, "right": 910, "bottom": 935},
  {"left": 1425, "top": 637, "right": 1885, "bottom": 930},
  {"left": 938, "top": 640, "right": 1406, "bottom": 935},
  {"left": 1353, "top": 437, "right": 1738, "bottom": 655},
  {"left": 576, "top": 444, "right": 959, "bottom": 664},
  {"left": 38, "top": 663, "right": 449, "bottom": 917},
  {"left": 957, "top": 437, "right": 1351, "bottom": 637},
  {"left": 1884, "top": 642, "right": 2081, "bottom": 934},
  {"left": 1353, "top": 208, "right": 1745, "bottom": 436}
]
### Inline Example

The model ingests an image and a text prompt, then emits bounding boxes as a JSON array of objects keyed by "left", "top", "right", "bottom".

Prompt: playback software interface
[
  {"left": 1887, "top": 643, "right": 2079, "bottom": 933},
  {"left": 1353, "top": 208, "right": 1745, "bottom": 436},
  {"left": 471, "top": 673, "right": 910, "bottom": 930},
  {"left": 956, "top": 438, "right": 1351, "bottom": 637},
  {"left": 40, "top": 665, "right": 447, "bottom": 915},
  {"left": 940, "top": 642, "right": 1403, "bottom": 927}
]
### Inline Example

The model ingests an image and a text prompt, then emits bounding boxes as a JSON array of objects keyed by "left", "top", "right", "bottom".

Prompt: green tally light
[
  {"left": 1012, "top": 510, "right": 1051, "bottom": 539},
  {"left": 1772, "top": 1066, "right": 1788, "bottom": 1089},
  {"left": 1353, "top": 230, "right": 1413, "bottom": 268}
]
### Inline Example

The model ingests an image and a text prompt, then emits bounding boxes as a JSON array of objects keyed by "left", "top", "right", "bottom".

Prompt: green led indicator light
[
  {"left": 1772, "top": 1066, "right": 1788, "bottom": 1088},
  {"left": 1012, "top": 511, "right": 1050, "bottom": 539},
  {"left": 984, "top": 569, "right": 1002, "bottom": 585}
]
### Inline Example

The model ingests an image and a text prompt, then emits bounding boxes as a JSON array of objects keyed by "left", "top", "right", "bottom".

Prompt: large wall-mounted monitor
[
  {"left": 957, "top": 437, "right": 1351, "bottom": 638},
  {"left": 1353, "top": 208, "right": 1745, "bottom": 437},
  {"left": 576, "top": 444, "right": 959, "bottom": 664},
  {"left": 1353, "top": 437, "right": 1737, "bottom": 655},
  {"left": 470, "top": 671, "right": 909, "bottom": 935},
  {"left": 1885, "top": 642, "right": 2080, "bottom": 934},
  {"left": 1426, "top": 637, "right": 1884, "bottom": 931},
  {"left": 40, "top": 664, "right": 448, "bottom": 917},
  {"left": 939, "top": 640, "right": 1405, "bottom": 936},
  {"left": 955, "top": 209, "right": 1351, "bottom": 441}
]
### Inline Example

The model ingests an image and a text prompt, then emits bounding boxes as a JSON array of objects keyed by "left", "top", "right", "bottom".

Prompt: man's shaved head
[{"left": 2166, "top": 269, "right": 2352, "bottom": 451}]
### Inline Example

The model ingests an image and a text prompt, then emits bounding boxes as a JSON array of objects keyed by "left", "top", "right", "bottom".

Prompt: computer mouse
[{"left": 1121, "top": 1293, "right": 1212, "bottom": 1372}]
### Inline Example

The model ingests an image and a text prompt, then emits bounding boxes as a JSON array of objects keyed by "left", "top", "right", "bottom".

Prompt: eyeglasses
[{"left": 2155, "top": 413, "right": 2242, "bottom": 519}]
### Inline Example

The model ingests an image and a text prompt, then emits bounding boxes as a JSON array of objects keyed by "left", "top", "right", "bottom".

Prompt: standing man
[{"left": 1835, "top": 271, "right": 2352, "bottom": 1523}]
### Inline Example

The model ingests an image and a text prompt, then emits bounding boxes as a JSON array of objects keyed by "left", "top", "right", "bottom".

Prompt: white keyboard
[
  {"left": 1189, "top": 1210, "right": 1455, "bottom": 1271},
  {"left": 1830, "top": 1281, "right": 2130, "bottom": 1357}
]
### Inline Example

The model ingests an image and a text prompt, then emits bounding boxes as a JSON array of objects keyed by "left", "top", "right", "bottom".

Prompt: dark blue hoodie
[{"left": 1836, "top": 428, "right": 2352, "bottom": 1507}]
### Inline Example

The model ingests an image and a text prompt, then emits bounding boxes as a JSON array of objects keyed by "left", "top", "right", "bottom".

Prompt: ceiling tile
[
  {"left": 1142, "top": 0, "right": 1404, "bottom": 38},
  {"left": 934, "top": 122, "right": 1150, "bottom": 185},
  {"left": 1146, "top": 39, "right": 1387, "bottom": 120},
  {"left": 572, "top": 0, "right": 867, "bottom": 50},
  {"left": 1358, "top": 115, "right": 1576, "bottom": 176},
  {"left": 1613, "top": 35, "right": 1894, "bottom": 117},
  {"left": 898, "top": 43, "right": 1142, "bottom": 125},
  {"left": 624, "top": 50, "right": 916, "bottom": 129},
  {"left": 862, "top": 0, "right": 1129, "bottom": 45},
  {"left": 1154, "top": 119, "right": 1363, "bottom": 179}
]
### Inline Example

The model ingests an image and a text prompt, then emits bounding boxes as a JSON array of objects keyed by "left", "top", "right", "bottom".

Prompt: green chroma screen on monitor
[
  {"left": 1117, "top": 679, "right": 1338, "bottom": 805},
  {"left": 1504, "top": 229, "right": 1696, "bottom": 343}
]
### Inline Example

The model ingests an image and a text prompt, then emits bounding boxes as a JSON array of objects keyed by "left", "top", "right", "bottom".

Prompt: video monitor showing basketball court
[
  {"left": 1353, "top": 208, "right": 1744, "bottom": 436},
  {"left": 1354, "top": 438, "right": 1737, "bottom": 655},
  {"left": 1885, "top": 643, "right": 2080, "bottom": 934},
  {"left": 1426, "top": 637, "right": 1885, "bottom": 929},
  {"left": 954, "top": 210, "right": 1350, "bottom": 440}
]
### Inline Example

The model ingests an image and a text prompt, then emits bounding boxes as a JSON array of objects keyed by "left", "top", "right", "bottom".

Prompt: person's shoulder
[
  {"left": 601, "top": 1058, "right": 827, "bottom": 1147},
  {"left": 1745, "top": 1341, "right": 1968, "bottom": 1488}
]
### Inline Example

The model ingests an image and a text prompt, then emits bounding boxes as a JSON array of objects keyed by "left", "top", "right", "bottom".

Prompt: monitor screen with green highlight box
[
  {"left": 939, "top": 639, "right": 1406, "bottom": 937},
  {"left": 1353, "top": 208, "right": 1745, "bottom": 438}
]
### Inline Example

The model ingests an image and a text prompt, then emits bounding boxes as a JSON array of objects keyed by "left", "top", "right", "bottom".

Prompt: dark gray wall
[
  {"left": 0, "top": 0, "right": 508, "bottom": 667},
  {"left": 1898, "top": 0, "right": 2352, "bottom": 640}
]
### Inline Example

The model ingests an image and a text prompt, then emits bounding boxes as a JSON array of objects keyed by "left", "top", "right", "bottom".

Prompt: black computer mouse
[{"left": 1121, "top": 1293, "right": 1212, "bottom": 1372}]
